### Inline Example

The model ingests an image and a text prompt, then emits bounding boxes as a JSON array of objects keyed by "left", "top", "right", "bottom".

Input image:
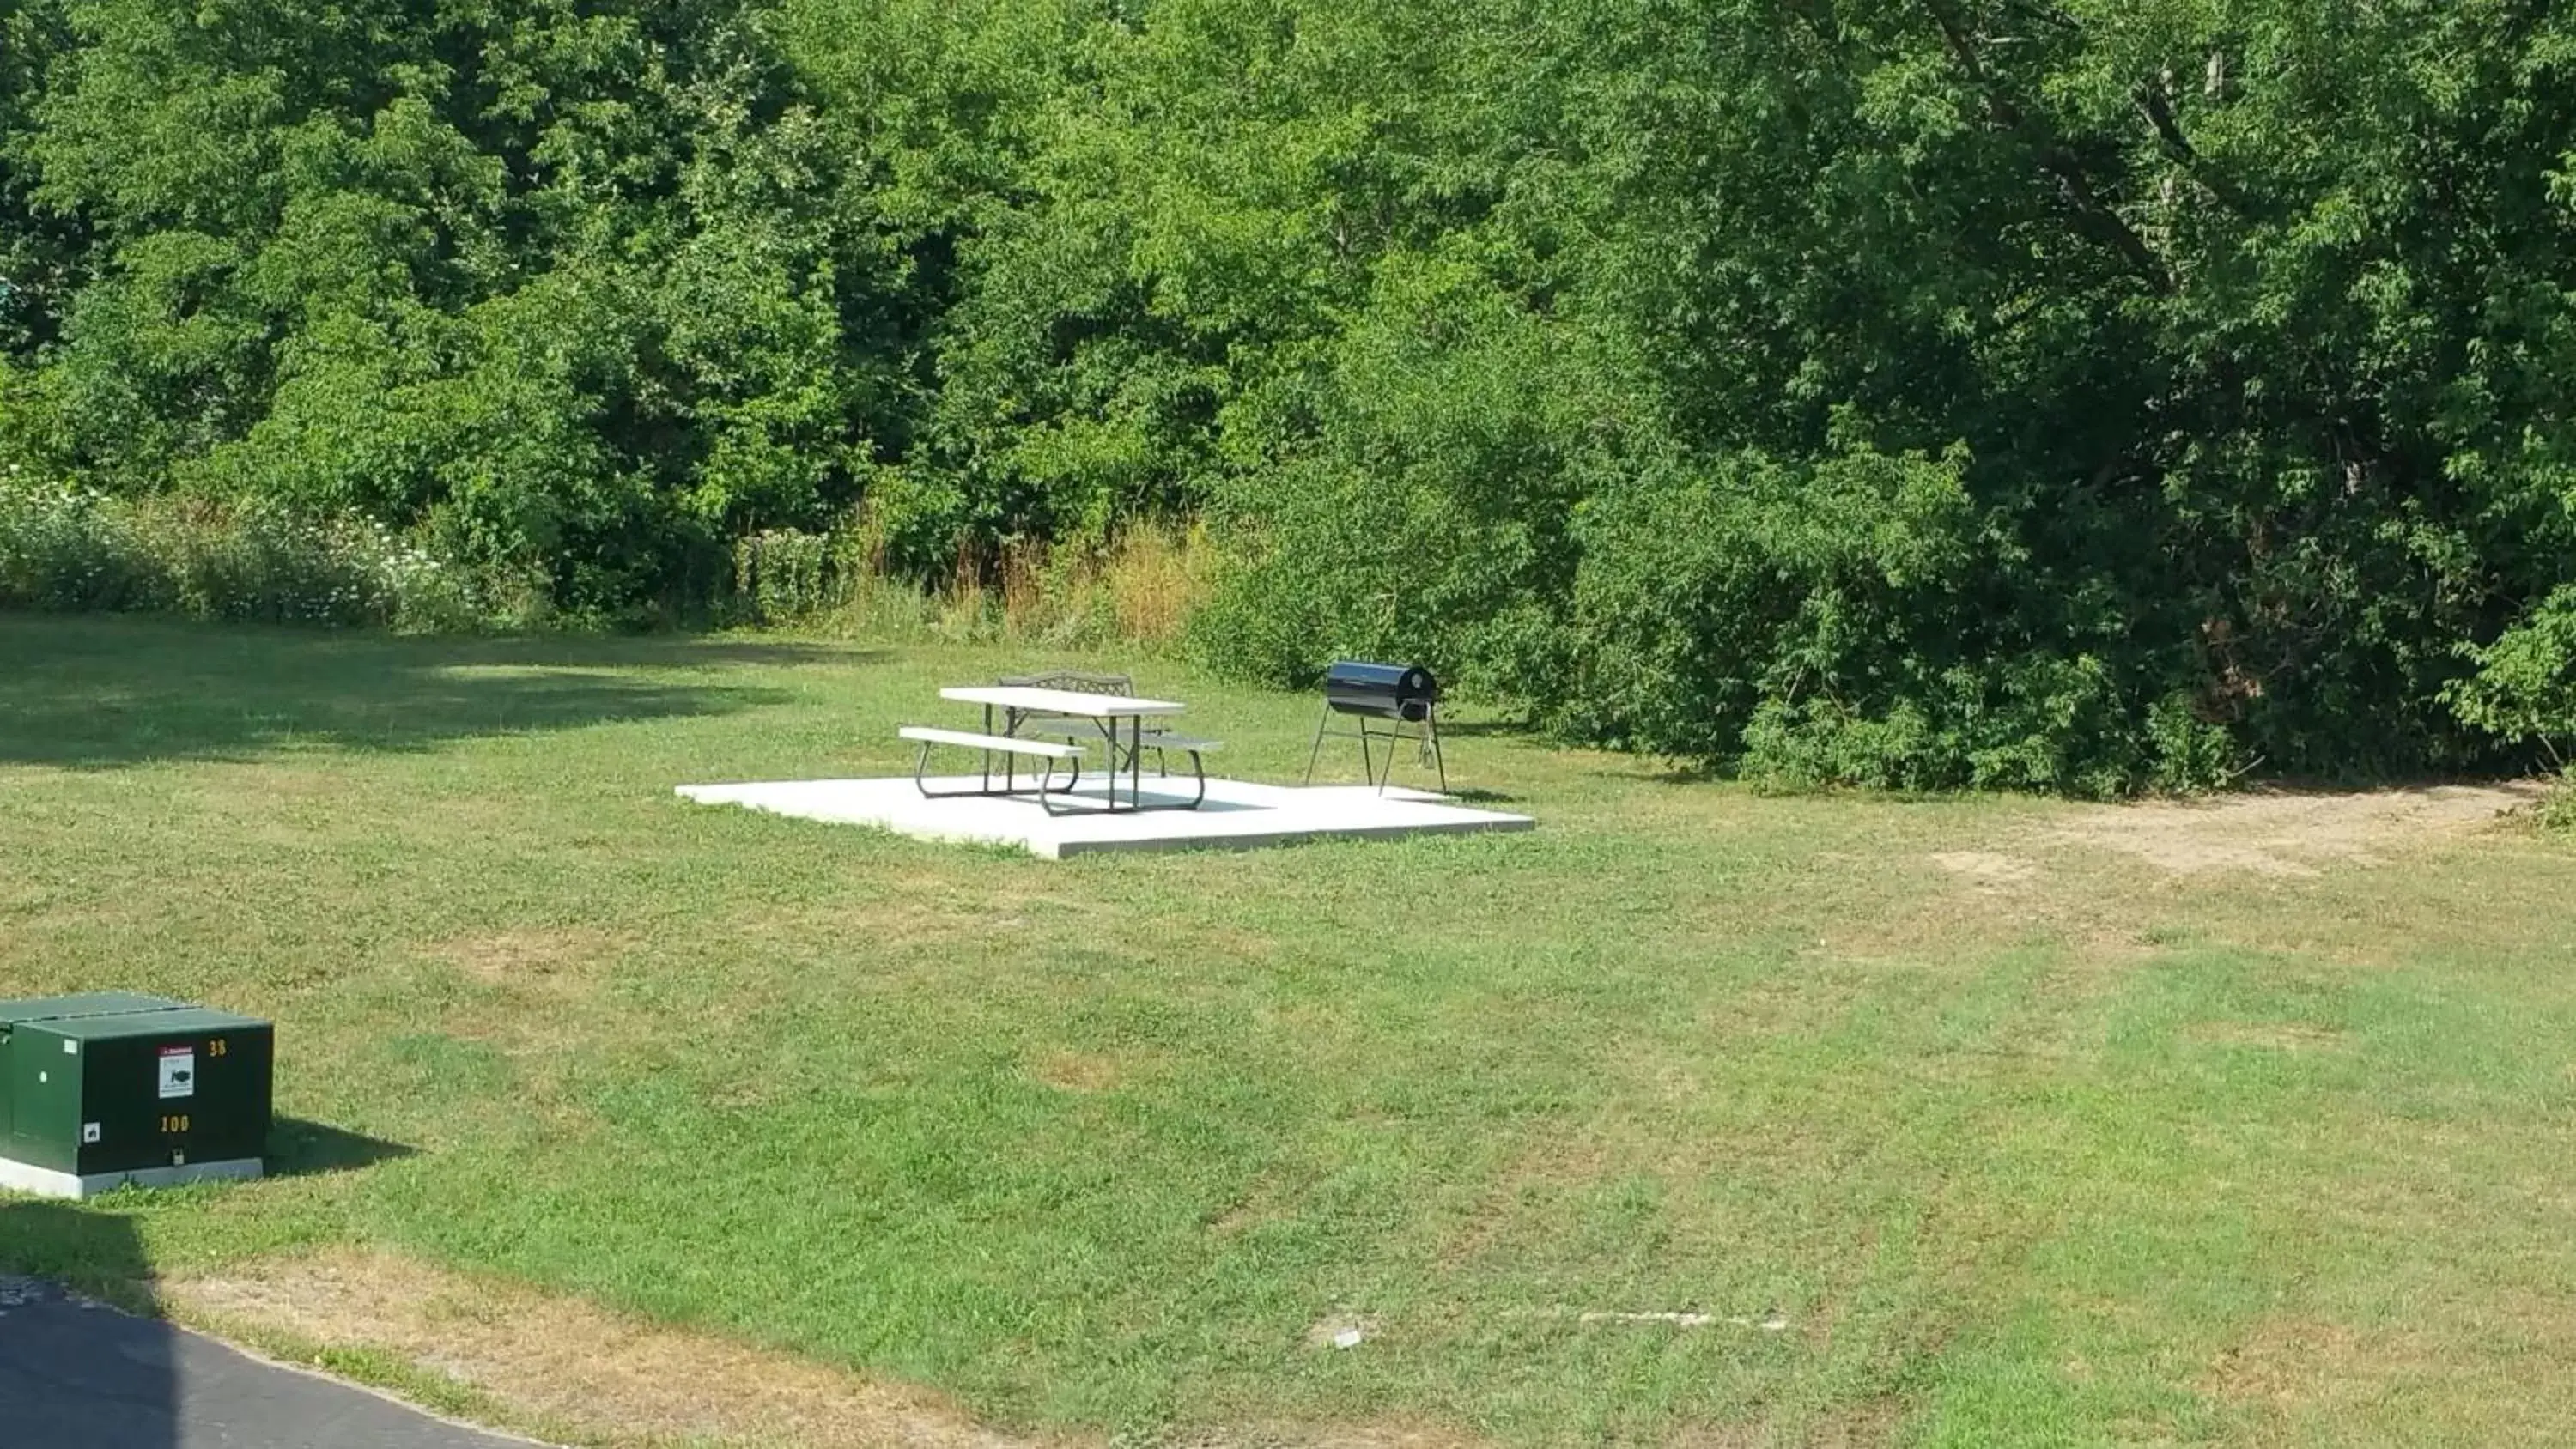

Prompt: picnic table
[{"left": 899, "top": 685, "right": 1218, "bottom": 813}]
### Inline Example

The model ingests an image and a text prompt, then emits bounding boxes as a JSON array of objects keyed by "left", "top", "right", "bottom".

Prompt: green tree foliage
[
  {"left": 3, "top": 0, "right": 914, "bottom": 613},
  {"left": 4, "top": 0, "right": 2574, "bottom": 786}
]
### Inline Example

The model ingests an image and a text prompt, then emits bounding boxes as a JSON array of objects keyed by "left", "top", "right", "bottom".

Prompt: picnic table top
[{"left": 939, "top": 684, "right": 1187, "bottom": 718}]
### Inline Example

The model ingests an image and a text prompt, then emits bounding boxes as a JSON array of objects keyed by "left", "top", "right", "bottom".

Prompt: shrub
[
  {"left": 2538, "top": 769, "right": 2576, "bottom": 836},
  {"left": 2446, "top": 586, "right": 2576, "bottom": 761},
  {"left": 730, "top": 527, "right": 848, "bottom": 623},
  {"left": 1565, "top": 440, "right": 2246, "bottom": 795},
  {"left": 0, "top": 478, "right": 493, "bottom": 630}
]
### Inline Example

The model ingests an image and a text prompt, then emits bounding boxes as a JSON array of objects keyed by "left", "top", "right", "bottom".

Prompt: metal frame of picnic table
[{"left": 937, "top": 685, "right": 1200, "bottom": 814}]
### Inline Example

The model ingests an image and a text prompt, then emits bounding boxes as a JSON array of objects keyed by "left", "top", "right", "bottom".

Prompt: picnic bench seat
[
  {"left": 897, "top": 725, "right": 1084, "bottom": 760},
  {"left": 898, "top": 725, "right": 1084, "bottom": 809},
  {"left": 911, "top": 678, "right": 1223, "bottom": 813}
]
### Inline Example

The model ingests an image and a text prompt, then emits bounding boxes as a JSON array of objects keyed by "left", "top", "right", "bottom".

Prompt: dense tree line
[{"left": 4, "top": 0, "right": 2573, "bottom": 789}]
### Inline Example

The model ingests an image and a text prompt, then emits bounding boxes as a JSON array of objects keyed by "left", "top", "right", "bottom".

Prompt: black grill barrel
[
  {"left": 1322, "top": 660, "right": 1438, "bottom": 723},
  {"left": 1308, "top": 661, "right": 1447, "bottom": 792}
]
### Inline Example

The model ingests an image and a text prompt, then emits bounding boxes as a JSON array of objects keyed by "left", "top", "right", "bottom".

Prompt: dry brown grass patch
[
  {"left": 1030, "top": 1049, "right": 1125, "bottom": 1094},
  {"left": 1170, "top": 1424, "right": 1484, "bottom": 1449},
  {"left": 1662, "top": 1397, "right": 1904, "bottom": 1448},
  {"left": 166, "top": 1250, "right": 1510, "bottom": 1449},
  {"left": 2043, "top": 783, "right": 2543, "bottom": 878},
  {"left": 168, "top": 1248, "right": 1062, "bottom": 1449},
  {"left": 434, "top": 927, "right": 628, "bottom": 988},
  {"left": 2199, "top": 1317, "right": 2398, "bottom": 1409},
  {"left": 1926, "top": 851, "right": 2039, "bottom": 886}
]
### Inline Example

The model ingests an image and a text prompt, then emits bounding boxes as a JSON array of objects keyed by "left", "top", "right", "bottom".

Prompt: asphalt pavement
[{"left": 0, "top": 1276, "right": 543, "bottom": 1449}]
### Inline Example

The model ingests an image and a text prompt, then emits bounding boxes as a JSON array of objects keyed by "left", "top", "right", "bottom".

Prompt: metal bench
[{"left": 897, "top": 725, "right": 1084, "bottom": 810}]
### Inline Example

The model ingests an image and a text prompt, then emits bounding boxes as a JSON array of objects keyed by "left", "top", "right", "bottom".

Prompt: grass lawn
[{"left": 5, "top": 612, "right": 2576, "bottom": 1446}]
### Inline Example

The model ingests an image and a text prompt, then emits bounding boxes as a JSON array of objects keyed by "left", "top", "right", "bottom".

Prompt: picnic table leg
[{"left": 1099, "top": 721, "right": 1112, "bottom": 811}]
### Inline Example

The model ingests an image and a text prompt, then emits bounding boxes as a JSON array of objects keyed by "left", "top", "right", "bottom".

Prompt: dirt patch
[
  {"left": 168, "top": 1249, "right": 1057, "bottom": 1449},
  {"left": 1928, "top": 851, "right": 2039, "bottom": 886},
  {"left": 2044, "top": 783, "right": 2543, "bottom": 878}
]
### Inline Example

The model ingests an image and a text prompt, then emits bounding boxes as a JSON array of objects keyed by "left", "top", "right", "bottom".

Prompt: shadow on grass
[
  {"left": 1427, "top": 718, "right": 1533, "bottom": 739},
  {"left": 0, "top": 1200, "right": 173, "bottom": 1448},
  {"left": 264, "top": 1118, "right": 417, "bottom": 1179},
  {"left": 0, "top": 1198, "right": 155, "bottom": 1307},
  {"left": 0, "top": 615, "right": 878, "bottom": 767},
  {"left": 424, "top": 634, "right": 889, "bottom": 671}
]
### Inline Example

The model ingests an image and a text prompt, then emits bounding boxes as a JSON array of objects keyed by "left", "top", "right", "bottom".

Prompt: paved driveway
[{"left": 0, "top": 1277, "right": 542, "bottom": 1449}]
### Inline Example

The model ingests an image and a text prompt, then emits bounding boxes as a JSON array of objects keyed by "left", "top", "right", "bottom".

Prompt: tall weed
[{"left": 726, "top": 509, "right": 1211, "bottom": 650}]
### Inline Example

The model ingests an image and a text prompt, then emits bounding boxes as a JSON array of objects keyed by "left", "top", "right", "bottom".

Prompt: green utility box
[{"left": 0, "top": 991, "right": 273, "bottom": 1199}]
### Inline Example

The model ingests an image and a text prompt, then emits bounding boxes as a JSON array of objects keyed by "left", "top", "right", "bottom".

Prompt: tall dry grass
[{"left": 727, "top": 513, "right": 1215, "bottom": 651}]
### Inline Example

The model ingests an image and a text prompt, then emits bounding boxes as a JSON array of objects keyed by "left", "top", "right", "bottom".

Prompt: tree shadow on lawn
[
  {"left": 434, "top": 634, "right": 889, "bottom": 671},
  {"left": 0, "top": 615, "right": 878, "bottom": 768},
  {"left": 0, "top": 1199, "right": 173, "bottom": 1449}
]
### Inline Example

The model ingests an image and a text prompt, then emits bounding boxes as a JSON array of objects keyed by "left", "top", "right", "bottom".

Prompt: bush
[
  {"left": 0, "top": 478, "right": 494, "bottom": 630},
  {"left": 2447, "top": 587, "right": 2576, "bottom": 757},
  {"left": 2539, "top": 769, "right": 2576, "bottom": 836},
  {"left": 1565, "top": 441, "right": 2245, "bottom": 795}
]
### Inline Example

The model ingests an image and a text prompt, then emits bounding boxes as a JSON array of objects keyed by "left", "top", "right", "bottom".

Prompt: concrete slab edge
[
  {"left": 0, "top": 1155, "right": 262, "bottom": 1200},
  {"left": 1049, "top": 816, "right": 1536, "bottom": 858}
]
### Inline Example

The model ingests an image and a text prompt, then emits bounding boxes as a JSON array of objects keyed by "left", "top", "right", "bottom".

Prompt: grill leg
[
  {"left": 1428, "top": 706, "right": 1448, "bottom": 794},
  {"left": 1304, "top": 704, "right": 1333, "bottom": 785}
]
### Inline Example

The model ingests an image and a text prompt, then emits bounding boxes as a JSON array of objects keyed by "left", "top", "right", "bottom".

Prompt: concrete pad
[{"left": 675, "top": 775, "right": 1532, "bottom": 858}]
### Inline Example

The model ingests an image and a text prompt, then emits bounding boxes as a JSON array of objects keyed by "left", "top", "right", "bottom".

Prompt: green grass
[{"left": 6, "top": 612, "right": 2576, "bottom": 1446}]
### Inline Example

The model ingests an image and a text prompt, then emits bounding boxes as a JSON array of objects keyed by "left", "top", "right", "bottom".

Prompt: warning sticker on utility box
[{"left": 159, "top": 1046, "right": 196, "bottom": 1100}]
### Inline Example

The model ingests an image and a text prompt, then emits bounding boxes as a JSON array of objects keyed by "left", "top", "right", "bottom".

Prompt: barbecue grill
[{"left": 1303, "top": 660, "right": 1446, "bottom": 794}]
